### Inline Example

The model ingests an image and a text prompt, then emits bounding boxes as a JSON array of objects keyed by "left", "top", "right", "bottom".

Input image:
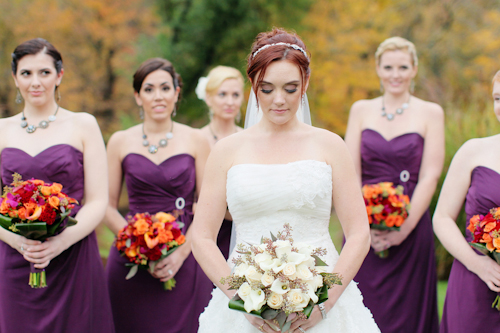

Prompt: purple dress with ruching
[
  {"left": 105, "top": 153, "right": 213, "bottom": 333},
  {"left": 440, "top": 166, "right": 500, "bottom": 332},
  {"left": 354, "top": 129, "right": 439, "bottom": 333},
  {"left": 0, "top": 144, "right": 115, "bottom": 333}
]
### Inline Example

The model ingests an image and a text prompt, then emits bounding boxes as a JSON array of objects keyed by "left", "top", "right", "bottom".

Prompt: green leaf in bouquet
[
  {"left": 275, "top": 311, "right": 287, "bottom": 329},
  {"left": 469, "top": 242, "right": 490, "bottom": 256},
  {"left": 228, "top": 294, "right": 265, "bottom": 317},
  {"left": 162, "top": 245, "right": 179, "bottom": 259},
  {"left": 149, "top": 260, "right": 157, "bottom": 272},
  {"left": 14, "top": 222, "right": 47, "bottom": 241},
  {"left": 66, "top": 216, "right": 77, "bottom": 227},
  {"left": 281, "top": 319, "right": 292, "bottom": 332},
  {"left": 270, "top": 232, "right": 277, "bottom": 242},
  {"left": 492, "top": 251, "right": 500, "bottom": 265},
  {"left": 176, "top": 221, "right": 185, "bottom": 229},
  {"left": 125, "top": 264, "right": 139, "bottom": 280},
  {"left": 371, "top": 205, "right": 384, "bottom": 214},
  {"left": 0, "top": 214, "right": 13, "bottom": 230},
  {"left": 370, "top": 224, "right": 400, "bottom": 232},
  {"left": 261, "top": 308, "right": 279, "bottom": 320},
  {"left": 46, "top": 210, "right": 72, "bottom": 236},
  {"left": 312, "top": 255, "right": 327, "bottom": 267}
]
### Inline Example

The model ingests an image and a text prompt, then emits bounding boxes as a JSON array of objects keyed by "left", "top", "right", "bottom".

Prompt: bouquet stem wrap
[{"left": 29, "top": 264, "right": 46, "bottom": 288}]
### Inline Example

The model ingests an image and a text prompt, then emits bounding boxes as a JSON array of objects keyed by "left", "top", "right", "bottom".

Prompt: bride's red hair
[{"left": 247, "top": 28, "right": 310, "bottom": 97}]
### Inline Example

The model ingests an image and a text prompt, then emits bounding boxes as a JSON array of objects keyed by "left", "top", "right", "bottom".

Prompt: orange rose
[
  {"left": 17, "top": 207, "right": 27, "bottom": 219},
  {"left": 133, "top": 219, "right": 150, "bottom": 236},
  {"left": 49, "top": 183, "right": 63, "bottom": 195},
  {"left": 366, "top": 206, "right": 372, "bottom": 216},
  {"left": 483, "top": 233, "right": 493, "bottom": 243},
  {"left": 31, "top": 179, "right": 45, "bottom": 186},
  {"left": 40, "top": 186, "right": 52, "bottom": 196},
  {"left": 158, "top": 229, "right": 173, "bottom": 243},
  {"left": 125, "top": 245, "right": 138, "bottom": 258},
  {"left": 155, "top": 212, "right": 176, "bottom": 224},
  {"left": 385, "top": 215, "right": 396, "bottom": 227},
  {"left": 48, "top": 196, "right": 60, "bottom": 209},
  {"left": 374, "top": 213, "right": 384, "bottom": 222},
  {"left": 0, "top": 200, "right": 10, "bottom": 214},
  {"left": 486, "top": 241, "right": 495, "bottom": 252},
  {"left": 176, "top": 234, "right": 186, "bottom": 245},
  {"left": 388, "top": 195, "right": 403, "bottom": 208},
  {"left": 468, "top": 215, "right": 480, "bottom": 233},
  {"left": 493, "top": 237, "right": 500, "bottom": 252}
]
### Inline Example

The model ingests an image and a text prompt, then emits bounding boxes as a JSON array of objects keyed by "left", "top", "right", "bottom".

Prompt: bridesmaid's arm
[
  {"left": 151, "top": 129, "right": 210, "bottom": 282},
  {"left": 103, "top": 131, "right": 128, "bottom": 235},
  {"left": 433, "top": 140, "right": 500, "bottom": 292},
  {"left": 23, "top": 114, "right": 109, "bottom": 269},
  {"left": 382, "top": 104, "right": 444, "bottom": 250},
  {"left": 344, "top": 101, "right": 364, "bottom": 185},
  {"left": 191, "top": 138, "right": 233, "bottom": 293}
]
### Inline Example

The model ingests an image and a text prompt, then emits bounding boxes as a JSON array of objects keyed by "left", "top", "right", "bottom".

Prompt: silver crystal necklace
[
  {"left": 21, "top": 104, "right": 59, "bottom": 133},
  {"left": 142, "top": 122, "right": 174, "bottom": 154},
  {"left": 381, "top": 96, "right": 410, "bottom": 121}
]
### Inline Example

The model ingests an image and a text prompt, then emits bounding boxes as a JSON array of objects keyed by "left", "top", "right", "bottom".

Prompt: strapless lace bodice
[
  {"left": 227, "top": 160, "right": 333, "bottom": 249},
  {"left": 199, "top": 160, "right": 380, "bottom": 333}
]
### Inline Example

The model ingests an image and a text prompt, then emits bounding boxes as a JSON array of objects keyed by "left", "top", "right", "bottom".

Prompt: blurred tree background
[{"left": 1, "top": 0, "right": 500, "bottom": 281}]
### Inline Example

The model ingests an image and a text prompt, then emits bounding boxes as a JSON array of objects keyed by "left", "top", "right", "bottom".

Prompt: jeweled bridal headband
[{"left": 251, "top": 42, "right": 309, "bottom": 61}]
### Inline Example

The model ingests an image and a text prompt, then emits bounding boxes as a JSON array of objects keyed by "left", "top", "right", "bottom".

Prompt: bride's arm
[{"left": 191, "top": 139, "right": 234, "bottom": 296}]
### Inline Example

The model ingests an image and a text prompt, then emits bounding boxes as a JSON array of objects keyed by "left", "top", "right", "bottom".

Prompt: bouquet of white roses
[{"left": 221, "top": 224, "right": 342, "bottom": 332}]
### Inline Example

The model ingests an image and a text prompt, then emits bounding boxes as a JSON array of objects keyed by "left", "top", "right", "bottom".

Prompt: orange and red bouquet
[
  {"left": 0, "top": 173, "right": 78, "bottom": 288},
  {"left": 467, "top": 207, "right": 500, "bottom": 310},
  {"left": 116, "top": 212, "right": 186, "bottom": 290},
  {"left": 363, "top": 182, "right": 411, "bottom": 258}
]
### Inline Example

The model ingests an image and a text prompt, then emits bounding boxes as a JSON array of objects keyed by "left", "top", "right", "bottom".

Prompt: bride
[{"left": 191, "top": 28, "right": 380, "bottom": 333}]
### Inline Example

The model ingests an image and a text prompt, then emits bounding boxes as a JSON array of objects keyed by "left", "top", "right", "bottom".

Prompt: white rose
[
  {"left": 288, "top": 252, "right": 308, "bottom": 266},
  {"left": 255, "top": 252, "right": 272, "bottom": 265},
  {"left": 282, "top": 263, "right": 297, "bottom": 277},
  {"left": 260, "top": 258, "right": 279, "bottom": 271},
  {"left": 267, "top": 292, "right": 284, "bottom": 309},
  {"left": 295, "top": 242, "right": 313, "bottom": 256},
  {"left": 270, "top": 278, "right": 290, "bottom": 294},
  {"left": 234, "top": 263, "right": 249, "bottom": 277},
  {"left": 245, "top": 266, "right": 263, "bottom": 283},
  {"left": 261, "top": 271, "right": 275, "bottom": 287},
  {"left": 237, "top": 282, "right": 252, "bottom": 299},
  {"left": 312, "top": 273, "right": 324, "bottom": 290},
  {"left": 296, "top": 264, "right": 313, "bottom": 281},
  {"left": 314, "top": 265, "right": 328, "bottom": 273},
  {"left": 288, "top": 289, "right": 310, "bottom": 312},
  {"left": 274, "top": 240, "right": 292, "bottom": 259}
]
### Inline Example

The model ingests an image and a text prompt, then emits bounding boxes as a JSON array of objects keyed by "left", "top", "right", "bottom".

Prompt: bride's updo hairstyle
[
  {"left": 247, "top": 28, "right": 310, "bottom": 98},
  {"left": 133, "top": 58, "right": 183, "bottom": 102},
  {"left": 375, "top": 37, "right": 418, "bottom": 67}
]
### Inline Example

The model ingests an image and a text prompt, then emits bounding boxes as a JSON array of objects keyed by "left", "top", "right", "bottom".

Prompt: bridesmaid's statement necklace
[
  {"left": 21, "top": 104, "right": 60, "bottom": 134},
  {"left": 142, "top": 122, "right": 174, "bottom": 154},
  {"left": 381, "top": 96, "right": 410, "bottom": 121}
]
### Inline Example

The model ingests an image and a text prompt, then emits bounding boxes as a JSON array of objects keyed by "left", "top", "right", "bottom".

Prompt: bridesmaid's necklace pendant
[
  {"left": 381, "top": 96, "right": 410, "bottom": 121},
  {"left": 21, "top": 105, "right": 60, "bottom": 134},
  {"left": 142, "top": 122, "right": 174, "bottom": 155}
]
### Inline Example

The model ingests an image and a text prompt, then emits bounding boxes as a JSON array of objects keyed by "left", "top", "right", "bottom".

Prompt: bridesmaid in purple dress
[
  {"left": 196, "top": 66, "right": 244, "bottom": 259},
  {"left": 345, "top": 37, "right": 443, "bottom": 332},
  {"left": 0, "top": 38, "right": 114, "bottom": 332},
  {"left": 104, "top": 58, "right": 213, "bottom": 333},
  {"left": 433, "top": 71, "right": 500, "bottom": 332}
]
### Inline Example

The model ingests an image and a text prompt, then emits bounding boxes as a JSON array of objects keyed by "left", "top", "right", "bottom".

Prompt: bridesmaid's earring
[
  {"left": 139, "top": 107, "right": 144, "bottom": 120},
  {"left": 15, "top": 89, "right": 23, "bottom": 104},
  {"left": 208, "top": 109, "right": 214, "bottom": 121},
  {"left": 172, "top": 106, "right": 177, "bottom": 117},
  {"left": 379, "top": 81, "right": 384, "bottom": 94},
  {"left": 55, "top": 86, "right": 61, "bottom": 102},
  {"left": 410, "top": 80, "right": 415, "bottom": 94},
  {"left": 236, "top": 111, "right": 241, "bottom": 123}
]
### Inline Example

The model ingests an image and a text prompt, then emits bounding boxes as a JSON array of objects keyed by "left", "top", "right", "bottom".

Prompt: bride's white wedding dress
[{"left": 199, "top": 160, "right": 380, "bottom": 332}]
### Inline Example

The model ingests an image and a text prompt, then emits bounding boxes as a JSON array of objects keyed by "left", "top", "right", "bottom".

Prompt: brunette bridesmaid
[
  {"left": 344, "top": 37, "right": 443, "bottom": 332},
  {"left": 196, "top": 66, "right": 244, "bottom": 259},
  {"left": 104, "top": 58, "right": 213, "bottom": 333},
  {"left": 433, "top": 71, "right": 500, "bottom": 332},
  {"left": 0, "top": 38, "right": 114, "bottom": 332}
]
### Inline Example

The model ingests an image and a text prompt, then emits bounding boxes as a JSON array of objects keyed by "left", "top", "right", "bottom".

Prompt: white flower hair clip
[
  {"left": 252, "top": 42, "right": 309, "bottom": 61},
  {"left": 195, "top": 76, "right": 209, "bottom": 101}
]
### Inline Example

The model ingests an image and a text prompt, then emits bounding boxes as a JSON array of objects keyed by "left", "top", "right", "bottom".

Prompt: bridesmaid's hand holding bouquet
[
  {"left": 115, "top": 211, "right": 186, "bottom": 290},
  {"left": 467, "top": 207, "right": 500, "bottom": 310},
  {"left": 363, "top": 182, "right": 411, "bottom": 258},
  {"left": 0, "top": 173, "right": 78, "bottom": 288}
]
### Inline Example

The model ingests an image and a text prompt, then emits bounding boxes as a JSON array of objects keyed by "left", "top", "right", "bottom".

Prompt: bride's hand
[
  {"left": 288, "top": 307, "right": 323, "bottom": 332},
  {"left": 244, "top": 314, "right": 280, "bottom": 332}
]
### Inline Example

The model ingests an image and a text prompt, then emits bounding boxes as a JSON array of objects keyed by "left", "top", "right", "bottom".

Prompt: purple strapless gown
[
  {"left": 105, "top": 153, "right": 213, "bottom": 333},
  {"left": 0, "top": 144, "right": 115, "bottom": 333},
  {"left": 440, "top": 166, "right": 500, "bottom": 332},
  {"left": 355, "top": 129, "right": 439, "bottom": 333}
]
